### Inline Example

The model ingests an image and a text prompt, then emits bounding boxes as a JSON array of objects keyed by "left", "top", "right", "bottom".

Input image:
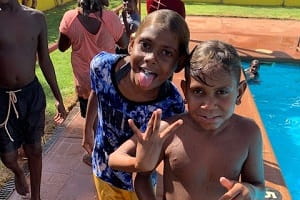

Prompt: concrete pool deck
[{"left": 5, "top": 16, "right": 300, "bottom": 199}]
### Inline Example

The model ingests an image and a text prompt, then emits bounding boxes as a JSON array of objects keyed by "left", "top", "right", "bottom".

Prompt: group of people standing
[{"left": 0, "top": 0, "right": 265, "bottom": 200}]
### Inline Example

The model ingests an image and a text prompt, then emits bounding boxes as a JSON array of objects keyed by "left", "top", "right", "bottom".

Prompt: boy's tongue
[{"left": 139, "top": 71, "right": 155, "bottom": 88}]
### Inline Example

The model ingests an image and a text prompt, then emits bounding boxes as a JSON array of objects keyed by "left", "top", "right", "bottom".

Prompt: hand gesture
[
  {"left": 128, "top": 109, "right": 183, "bottom": 172},
  {"left": 54, "top": 101, "right": 67, "bottom": 124},
  {"left": 218, "top": 177, "right": 255, "bottom": 200}
]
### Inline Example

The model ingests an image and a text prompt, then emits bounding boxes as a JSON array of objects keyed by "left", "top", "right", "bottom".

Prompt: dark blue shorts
[{"left": 0, "top": 78, "right": 46, "bottom": 153}]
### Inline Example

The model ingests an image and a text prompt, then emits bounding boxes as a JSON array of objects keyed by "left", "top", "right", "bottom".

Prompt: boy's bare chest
[
  {"left": 0, "top": 16, "right": 38, "bottom": 47},
  {"left": 165, "top": 134, "right": 248, "bottom": 182}
]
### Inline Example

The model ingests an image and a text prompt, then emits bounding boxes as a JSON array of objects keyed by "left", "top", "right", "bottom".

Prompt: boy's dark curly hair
[
  {"left": 185, "top": 40, "right": 242, "bottom": 85},
  {"left": 78, "top": 0, "right": 104, "bottom": 16}
]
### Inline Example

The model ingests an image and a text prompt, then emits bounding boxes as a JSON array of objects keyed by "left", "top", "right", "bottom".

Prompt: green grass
[
  {"left": 45, "top": 0, "right": 300, "bottom": 45},
  {"left": 35, "top": 49, "right": 76, "bottom": 119},
  {"left": 184, "top": 3, "right": 300, "bottom": 19},
  {"left": 139, "top": 0, "right": 300, "bottom": 20},
  {"left": 140, "top": 1, "right": 300, "bottom": 20},
  {"left": 45, "top": 1, "right": 77, "bottom": 44}
]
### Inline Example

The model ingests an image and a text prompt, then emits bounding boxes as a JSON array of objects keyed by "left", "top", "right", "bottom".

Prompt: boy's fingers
[
  {"left": 128, "top": 119, "right": 143, "bottom": 141},
  {"left": 82, "top": 144, "right": 92, "bottom": 155},
  {"left": 153, "top": 109, "right": 162, "bottom": 135},
  {"left": 219, "top": 191, "right": 241, "bottom": 200},
  {"left": 54, "top": 113, "right": 65, "bottom": 124},
  {"left": 143, "top": 109, "right": 159, "bottom": 140},
  {"left": 218, "top": 177, "right": 240, "bottom": 200},
  {"left": 160, "top": 119, "right": 183, "bottom": 139},
  {"left": 219, "top": 177, "right": 235, "bottom": 190}
]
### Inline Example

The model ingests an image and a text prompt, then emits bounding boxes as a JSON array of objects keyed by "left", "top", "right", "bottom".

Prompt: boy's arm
[
  {"left": 82, "top": 91, "right": 98, "bottom": 154},
  {"left": 57, "top": 32, "right": 71, "bottom": 52},
  {"left": 219, "top": 123, "right": 265, "bottom": 200},
  {"left": 37, "top": 13, "right": 67, "bottom": 124},
  {"left": 116, "top": 31, "right": 129, "bottom": 50},
  {"left": 108, "top": 135, "right": 140, "bottom": 172},
  {"left": 108, "top": 109, "right": 183, "bottom": 172},
  {"left": 134, "top": 172, "right": 156, "bottom": 200}
]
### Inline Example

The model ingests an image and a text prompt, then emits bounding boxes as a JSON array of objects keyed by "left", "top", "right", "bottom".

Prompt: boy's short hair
[
  {"left": 185, "top": 40, "right": 242, "bottom": 85},
  {"left": 135, "top": 9, "right": 190, "bottom": 73},
  {"left": 78, "top": 0, "right": 103, "bottom": 15}
]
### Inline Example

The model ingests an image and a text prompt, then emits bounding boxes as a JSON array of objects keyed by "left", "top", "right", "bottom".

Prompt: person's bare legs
[
  {"left": 0, "top": 150, "right": 29, "bottom": 196},
  {"left": 31, "top": 0, "right": 37, "bottom": 9},
  {"left": 21, "top": 0, "right": 28, "bottom": 6},
  {"left": 23, "top": 143, "right": 42, "bottom": 200}
]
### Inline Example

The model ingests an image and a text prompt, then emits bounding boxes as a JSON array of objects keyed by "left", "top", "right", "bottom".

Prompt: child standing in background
[
  {"left": 58, "top": 0, "right": 128, "bottom": 165},
  {"left": 82, "top": 9, "right": 190, "bottom": 199},
  {"left": 244, "top": 59, "right": 260, "bottom": 83},
  {"left": 109, "top": 40, "right": 265, "bottom": 200},
  {"left": 0, "top": 0, "right": 67, "bottom": 199},
  {"left": 121, "top": 0, "right": 140, "bottom": 37},
  {"left": 116, "top": 0, "right": 140, "bottom": 54}
]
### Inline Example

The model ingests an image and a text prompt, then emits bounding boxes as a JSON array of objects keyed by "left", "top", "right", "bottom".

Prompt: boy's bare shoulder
[
  {"left": 232, "top": 114, "right": 261, "bottom": 136},
  {"left": 233, "top": 113, "right": 259, "bottom": 126},
  {"left": 162, "top": 113, "right": 187, "bottom": 130},
  {"left": 162, "top": 113, "right": 189, "bottom": 143},
  {"left": 21, "top": 6, "right": 45, "bottom": 20}
]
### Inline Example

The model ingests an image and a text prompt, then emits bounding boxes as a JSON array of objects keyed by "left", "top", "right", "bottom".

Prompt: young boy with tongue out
[{"left": 82, "top": 9, "right": 190, "bottom": 200}]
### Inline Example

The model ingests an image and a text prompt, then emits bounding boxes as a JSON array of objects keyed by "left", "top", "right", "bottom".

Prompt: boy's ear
[
  {"left": 127, "top": 33, "right": 136, "bottom": 55},
  {"left": 236, "top": 80, "right": 247, "bottom": 105}
]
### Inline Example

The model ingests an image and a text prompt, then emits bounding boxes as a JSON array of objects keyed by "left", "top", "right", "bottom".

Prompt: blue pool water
[{"left": 242, "top": 62, "right": 300, "bottom": 199}]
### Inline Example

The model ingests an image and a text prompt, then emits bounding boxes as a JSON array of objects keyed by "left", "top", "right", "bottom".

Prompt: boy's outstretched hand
[
  {"left": 54, "top": 101, "right": 67, "bottom": 124},
  {"left": 128, "top": 109, "right": 183, "bottom": 172},
  {"left": 218, "top": 177, "right": 255, "bottom": 200}
]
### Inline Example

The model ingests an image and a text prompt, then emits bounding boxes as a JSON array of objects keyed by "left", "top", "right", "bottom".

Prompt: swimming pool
[{"left": 242, "top": 61, "right": 300, "bottom": 199}]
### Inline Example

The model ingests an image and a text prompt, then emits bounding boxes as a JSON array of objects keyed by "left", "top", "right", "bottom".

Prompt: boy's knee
[
  {"left": 1, "top": 152, "right": 19, "bottom": 169},
  {"left": 23, "top": 143, "right": 42, "bottom": 157}
]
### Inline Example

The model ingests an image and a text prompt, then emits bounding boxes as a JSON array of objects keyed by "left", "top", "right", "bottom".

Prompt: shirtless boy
[
  {"left": 244, "top": 59, "right": 260, "bottom": 82},
  {"left": 109, "top": 40, "right": 265, "bottom": 200},
  {"left": 0, "top": 0, "right": 67, "bottom": 199}
]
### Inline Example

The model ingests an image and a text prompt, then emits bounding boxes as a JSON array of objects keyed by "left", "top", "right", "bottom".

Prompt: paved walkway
[
  {"left": 7, "top": 106, "right": 97, "bottom": 200},
  {"left": 186, "top": 16, "right": 300, "bottom": 61},
  {"left": 5, "top": 16, "right": 300, "bottom": 200}
]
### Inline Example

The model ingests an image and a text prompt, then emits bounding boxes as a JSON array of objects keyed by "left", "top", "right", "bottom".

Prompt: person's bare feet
[{"left": 14, "top": 174, "right": 29, "bottom": 196}]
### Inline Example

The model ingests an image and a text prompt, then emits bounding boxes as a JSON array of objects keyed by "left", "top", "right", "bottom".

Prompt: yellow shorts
[{"left": 93, "top": 175, "right": 138, "bottom": 200}]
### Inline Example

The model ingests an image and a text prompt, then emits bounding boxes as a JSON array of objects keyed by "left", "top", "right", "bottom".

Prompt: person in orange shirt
[{"left": 58, "top": 0, "right": 128, "bottom": 166}]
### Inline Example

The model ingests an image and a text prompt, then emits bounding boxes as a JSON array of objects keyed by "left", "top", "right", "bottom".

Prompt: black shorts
[
  {"left": 78, "top": 96, "right": 88, "bottom": 118},
  {"left": 0, "top": 78, "right": 46, "bottom": 153}
]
